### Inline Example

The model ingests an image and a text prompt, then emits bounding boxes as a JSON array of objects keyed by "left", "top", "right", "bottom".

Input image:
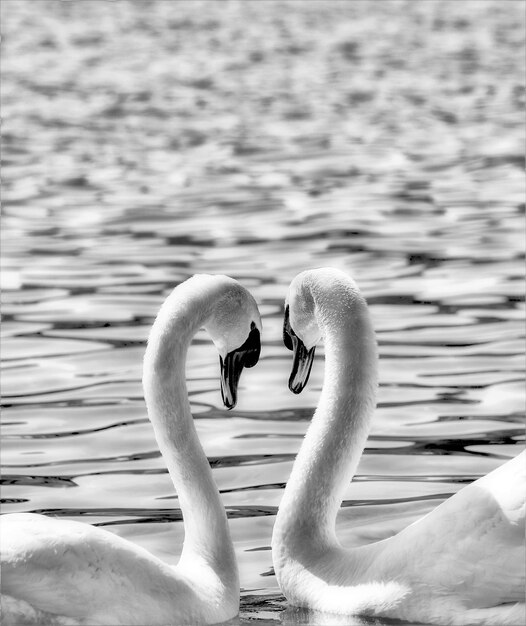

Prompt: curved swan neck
[
  {"left": 275, "top": 278, "right": 378, "bottom": 550},
  {"left": 142, "top": 280, "right": 236, "bottom": 577}
]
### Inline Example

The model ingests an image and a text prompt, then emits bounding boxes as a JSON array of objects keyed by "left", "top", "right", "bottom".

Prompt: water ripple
[{"left": 1, "top": 2, "right": 525, "bottom": 623}]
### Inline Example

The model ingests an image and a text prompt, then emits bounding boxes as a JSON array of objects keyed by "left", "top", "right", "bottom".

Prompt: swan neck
[
  {"left": 275, "top": 295, "right": 377, "bottom": 552},
  {"left": 142, "top": 292, "right": 236, "bottom": 580}
]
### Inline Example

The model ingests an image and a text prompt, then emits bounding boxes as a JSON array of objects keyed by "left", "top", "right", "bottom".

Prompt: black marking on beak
[
  {"left": 220, "top": 322, "right": 261, "bottom": 409},
  {"left": 283, "top": 305, "right": 316, "bottom": 394},
  {"left": 283, "top": 305, "right": 294, "bottom": 351}
]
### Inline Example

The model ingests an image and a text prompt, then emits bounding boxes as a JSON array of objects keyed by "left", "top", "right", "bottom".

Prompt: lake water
[{"left": 1, "top": 1, "right": 525, "bottom": 624}]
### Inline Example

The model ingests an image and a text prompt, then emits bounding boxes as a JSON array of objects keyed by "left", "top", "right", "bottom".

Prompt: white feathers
[
  {"left": 1, "top": 275, "right": 261, "bottom": 626},
  {"left": 272, "top": 268, "right": 525, "bottom": 626}
]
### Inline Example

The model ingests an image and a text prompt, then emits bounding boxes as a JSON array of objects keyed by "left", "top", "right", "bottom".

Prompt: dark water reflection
[{"left": 1, "top": 1, "right": 525, "bottom": 624}]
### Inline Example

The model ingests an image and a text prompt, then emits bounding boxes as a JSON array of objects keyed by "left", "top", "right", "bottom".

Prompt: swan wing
[
  {"left": 1, "top": 513, "right": 192, "bottom": 623},
  {"left": 378, "top": 451, "right": 525, "bottom": 608},
  {"left": 1, "top": 595, "right": 83, "bottom": 626}
]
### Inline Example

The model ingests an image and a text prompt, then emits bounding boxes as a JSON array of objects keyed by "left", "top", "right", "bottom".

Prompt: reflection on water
[{"left": 1, "top": 1, "right": 524, "bottom": 624}]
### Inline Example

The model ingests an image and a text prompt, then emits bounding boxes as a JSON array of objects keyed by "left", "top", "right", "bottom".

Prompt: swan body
[
  {"left": 272, "top": 267, "right": 525, "bottom": 626},
  {"left": 1, "top": 274, "right": 262, "bottom": 626}
]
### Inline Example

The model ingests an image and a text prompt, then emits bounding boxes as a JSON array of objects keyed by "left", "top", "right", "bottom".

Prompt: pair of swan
[{"left": 1, "top": 270, "right": 524, "bottom": 626}]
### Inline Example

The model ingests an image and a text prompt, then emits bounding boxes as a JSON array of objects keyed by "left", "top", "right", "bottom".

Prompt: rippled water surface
[{"left": 1, "top": 1, "right": 525, "bottom": 624}]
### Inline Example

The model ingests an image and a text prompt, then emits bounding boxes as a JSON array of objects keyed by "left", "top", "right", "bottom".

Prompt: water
[{"left": 1, "top": 1, "right": 525, "bottom": 624}]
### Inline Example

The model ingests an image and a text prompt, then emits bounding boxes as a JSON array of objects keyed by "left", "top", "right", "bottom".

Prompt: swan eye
[{"left": 283, "top": 305, "right": 295, "bottom": 351}]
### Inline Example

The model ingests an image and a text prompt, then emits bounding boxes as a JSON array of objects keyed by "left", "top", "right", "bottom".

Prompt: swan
[
  {"left": 1, "top": 274, "right": 262, "bottom": 626},
  {"left": 272, "top": 267, "right": 525, "bottom": 626}
]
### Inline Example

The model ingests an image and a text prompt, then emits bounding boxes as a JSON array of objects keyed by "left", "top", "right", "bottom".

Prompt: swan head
[
  {"left": 202, "top": 276, "right": 262, "bottom": 409},
  {"left": 283, "top": 268, "right": 369, "bottom": 394},
  {"left": 283, "top": 271, "right": 322, "bottom": 394},
  {"left": 145, "top": 274, "right": 262, "bottom": 411}
]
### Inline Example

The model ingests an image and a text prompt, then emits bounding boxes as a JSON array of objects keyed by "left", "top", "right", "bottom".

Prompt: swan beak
[
  {"left": 219, "top": 326, "right": 261, "bottom": 410},
  {"left": 289, "top": 338, "right": 316, "bottom": 394},
  {"left": 283, "top": 305, "right": 315, "bottom": 394}
]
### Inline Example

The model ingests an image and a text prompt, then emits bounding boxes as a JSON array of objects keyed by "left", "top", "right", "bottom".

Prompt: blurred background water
[{"left": 1, "top": 1, "right": 525, "bottom": 623}]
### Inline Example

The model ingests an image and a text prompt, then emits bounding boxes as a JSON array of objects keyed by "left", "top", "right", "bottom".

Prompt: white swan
[
  {"left": 1, "top": 274, "right": 262, "bottom": 626},
  {"left": 272, "top": 267, "right": 525, "bottom": 626}
]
